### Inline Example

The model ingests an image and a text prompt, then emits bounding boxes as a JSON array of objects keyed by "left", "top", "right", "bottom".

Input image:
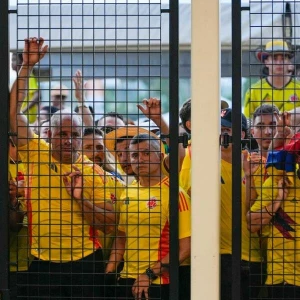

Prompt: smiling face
[
  {"left": 82, "top": 133, "right": 105, "bottom": 166},
  {"left": 251, "top": 114, "right": 277, "bottom": 151},
  {"left": 49, "top": 116, "right": 82, "bottom": 163}
]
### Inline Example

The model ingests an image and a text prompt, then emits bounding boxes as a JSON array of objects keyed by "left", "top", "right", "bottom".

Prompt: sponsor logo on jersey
[
  {"left": 147, "top": 197, "right": 157, "bottom": 209},
  {"left": 289, "top": 94, "right": 299, "bottom": 102},
  {"left": 124, "top": 197, "right": 130, "bottom": 205}
]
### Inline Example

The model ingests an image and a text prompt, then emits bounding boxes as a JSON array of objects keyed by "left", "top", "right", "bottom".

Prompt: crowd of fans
[
  {"left": 220, "top": 39, "right": 300, "bottom": 299},
  {"left": 8, "top": 36, "right": 300, "bottom": 300},
  {"left": 8, "top": 37, "right": 191, "bottom": 300}
]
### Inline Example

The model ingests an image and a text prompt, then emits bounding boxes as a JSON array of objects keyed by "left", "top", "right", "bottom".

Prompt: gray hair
[{"left": 50, "top": 109, "right": 83, "bottom": 132}]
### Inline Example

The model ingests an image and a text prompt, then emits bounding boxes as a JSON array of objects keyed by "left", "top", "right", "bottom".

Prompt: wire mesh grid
[{"left": 6, "top": 1, "right": 191, "bottom": 300}]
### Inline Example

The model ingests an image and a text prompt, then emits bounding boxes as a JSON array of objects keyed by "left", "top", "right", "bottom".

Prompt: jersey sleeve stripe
[{"left": 179, "top": 192, "right": 189, "bottom": 212}]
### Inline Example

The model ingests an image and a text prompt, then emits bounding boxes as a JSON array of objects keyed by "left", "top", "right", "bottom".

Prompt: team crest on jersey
[
  {"left": 147, "top": 197, "right": 157, "bottom": 209},
  {"left": 110, "top": 193, "right": 117, "bottom": 204},
  {"left": 123, "top": 197, "right": 130, "bottom": 205},
  {"left": 242, "top": 176, "right": 246, "bottom": 185},
  {"left": 289, "top": 94, "right": 299, "bottom": 102},
  {"left": 263, "top": 94, "right": 271, "bottom": 102}
]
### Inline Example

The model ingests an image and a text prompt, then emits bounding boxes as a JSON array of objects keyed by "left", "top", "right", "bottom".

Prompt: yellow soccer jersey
[
  {"left": 118, "top": 177, "right": 191, "bottom": 284},
  {"left": 251, "top": 168, "right": 300, "bottom": 286},
  {"left": 18, "top": 135, "right": 110, "bottom": 263},
  {"left": 21, "top": 74, "right": 39, "bottom": 124},
  {"left": 161, "top": 142, "right": 191, "bottom": 197},
  {"left": 179, "top": 142, "right": 191, "bottom": 197},
  {"left": 221, "top": 159, "right": 261, "bottom": 262},
  {"left": 9, "top": 161, "right": 32, "bottom": 272},
  {"left": 93, "top": 164, "right": 126, "bottom": 259},
  {"left": 243, "top": 78, "right": 300, "bottom": 118}
]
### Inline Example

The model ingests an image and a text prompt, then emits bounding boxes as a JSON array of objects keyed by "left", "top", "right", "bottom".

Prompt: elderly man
[
  {"left": 10, "top": 37, "right": 114, "bottom": 299},
  {"left": 106, "top": 134, "right": 191, "bottom": 300},
  {"left": 244, "top": 40, "right": 300, "bottom": 118}
]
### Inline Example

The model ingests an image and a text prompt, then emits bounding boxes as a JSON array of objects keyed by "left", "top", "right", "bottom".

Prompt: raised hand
[
  {"left": 73, "top": 69, "right": 84, "bottom": 103},
  {"left": 63, "top": 165, "right": 84, "bottom": 200},
  {"left": 22, "top": 37, "right": 48, "bottom": 66},
  {"left": 137, "top": 97, "right": 161, "bottom": 123},
  {"left": 242, "top": 150, "right": 264, "bottom": 177},
  {"left": 275, "top": 111, "right": 293, "bottom": 138}
]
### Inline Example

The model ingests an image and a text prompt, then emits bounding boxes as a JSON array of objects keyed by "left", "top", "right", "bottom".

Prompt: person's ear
[
  {"left": 250, "top": 128, "right": 254, "bottom": 136},
  {"left": 186, "top": 120, "right": 191, "bottom": 131},
  {"left": 48, "top": 130, "right": 52, "bottom": 139},
  {"left": 241, "top": 131, "right": 246, "bottom": 139}
]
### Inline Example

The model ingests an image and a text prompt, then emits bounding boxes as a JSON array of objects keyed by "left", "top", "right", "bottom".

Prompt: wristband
[{"left": 145, "top": 268, "right": 158, "bottom": 281}]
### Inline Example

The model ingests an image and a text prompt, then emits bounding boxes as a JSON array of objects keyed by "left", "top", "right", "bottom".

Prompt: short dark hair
[
  {"left": 74, "top": 105, "right": 94, "bottom": 115},
  {"left": 252, "top": 104, "right": 279, "bottom": 123},
  {"left": 179, "top": 98, "right": 191, "bottom": 134},
  {"left": 83, "top": 127, "right": 103, "bottom": 137},
  {"left": 115, "top": 136, "right": 134, "bottom": 150},
  {"left": 40, "top": 106, "right": 59, "bottom": 116}
]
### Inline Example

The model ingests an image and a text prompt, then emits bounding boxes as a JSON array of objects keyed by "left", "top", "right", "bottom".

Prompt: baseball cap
[
  {"left": 256, "top": 40, "right": 294, "bottom": 63},
  {"left": 221, "top": 108, "right": 248, "bottom": 131}
]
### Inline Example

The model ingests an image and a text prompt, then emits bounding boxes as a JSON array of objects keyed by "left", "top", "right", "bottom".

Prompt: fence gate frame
[{"left": 0, "top": 1, "right": 182, "bottom": 299}]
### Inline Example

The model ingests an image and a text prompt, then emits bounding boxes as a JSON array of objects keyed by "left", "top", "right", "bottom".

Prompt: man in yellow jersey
[
  {"left": 11, "top": 52, "right": 40, "bottom": 124},
  {"left": 10, "top": 37, "right": 115, "bottom": 299},
  {"left": 179, "top": 98, "right": 191, "bottom": 196},
  {"left": 243, "top": 40, "right": 300, "bottom": 118},
  {"left": 220, "top": 108, "right": 263, "bottom": 300},
  {"left": 247, "top": 112, "right": 300, "bottom": 298},
  {"left": 105, "top": 134, "right": 191, "bottom": 300},
  {"left": 8, "top": 138, "right": 32, "bottom": 300},
  {"left": 82, "top": 126, "right": 126, "bottom": 259}
]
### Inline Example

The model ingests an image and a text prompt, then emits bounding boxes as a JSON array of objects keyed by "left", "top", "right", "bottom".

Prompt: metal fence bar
[
  {"left": 0, "top": 0, "right": 10, "bottom": 299},
  {"left": 231, "top": 0, "right": 242, "bottom": 299},
  {"left": 168, "top": 0, "right": 180, "bottom": 299},
  {"left": 191, "top": 0, "right": 220, "bottom": 299}
]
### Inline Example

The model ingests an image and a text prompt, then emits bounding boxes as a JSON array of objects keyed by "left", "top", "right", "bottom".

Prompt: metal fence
[{"left": 0, "top": 1, "right": 188, "bottom": 300}]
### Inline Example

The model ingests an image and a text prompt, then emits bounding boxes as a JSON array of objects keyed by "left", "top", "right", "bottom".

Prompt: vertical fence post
[
  {"left": 168, "top": 0, "right": 180, "bottom": 299},
  {"left": 191, "top": 0, "right": 220, "bottom": 299},
  {"left": 0, "top": 0, "right": 10, "bottom": 299},
  {"left": 231, "top": 0, "right": 242, "bottom": 299}
]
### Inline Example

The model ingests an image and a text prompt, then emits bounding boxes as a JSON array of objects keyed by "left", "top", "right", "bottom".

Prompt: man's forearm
[
  {"left": 75, "top": 198, "right": 115, "bottom": 232},
  {"left": 106, "top": 231, "right": 126, "bottom": 272},
  {"left": 150, "top": 236, "right": 191, "bottom": 276},
  {"left": 247, "top": 199, "right": 282, "bottom": 232}
]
